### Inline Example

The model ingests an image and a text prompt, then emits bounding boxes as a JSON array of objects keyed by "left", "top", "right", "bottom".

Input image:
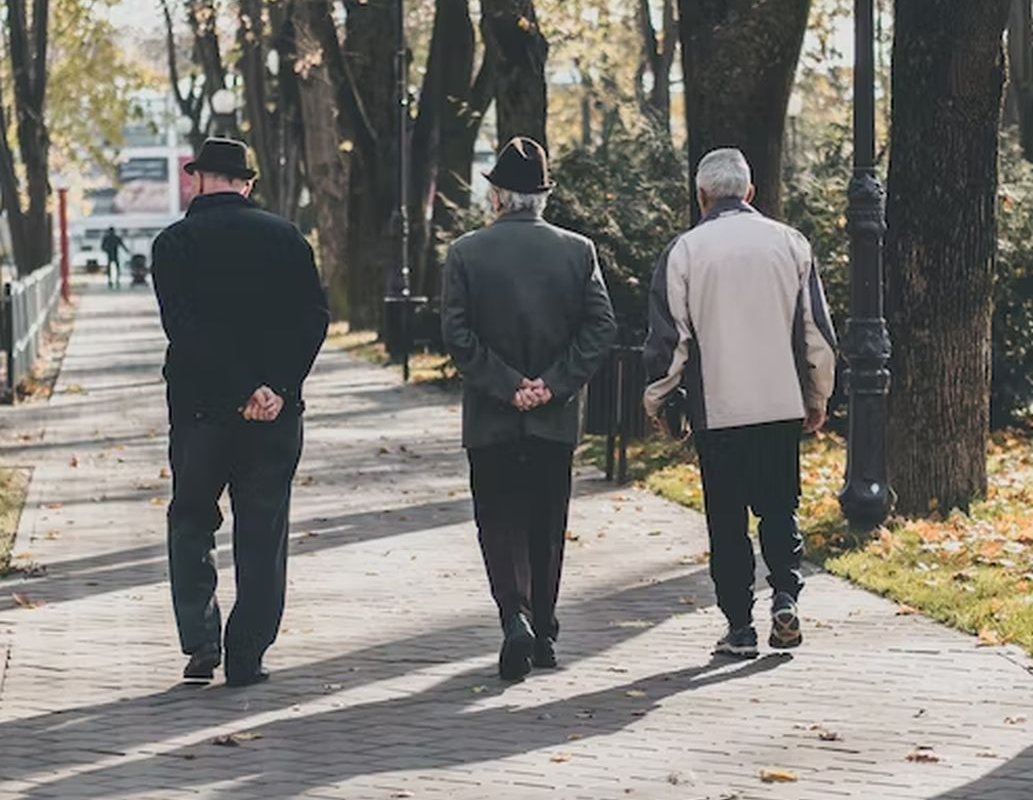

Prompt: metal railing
[
  {"left": 1, "top": 263, "right": 61, "bottom": 402},
  {"left": 585, "top": 342, "right": 649, "bottom": 484}
]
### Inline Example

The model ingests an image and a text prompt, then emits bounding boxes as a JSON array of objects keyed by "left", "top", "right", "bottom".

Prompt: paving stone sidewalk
[{"left": 0, "top": 279, "right": 1031, "bottom": 800}]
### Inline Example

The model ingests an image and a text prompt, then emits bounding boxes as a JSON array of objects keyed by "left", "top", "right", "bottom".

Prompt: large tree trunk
[
  {"left": 238, "top": 0, "right": 304, "bottom": 219},
  {"left": 677, "top": 0, "right": 809, "bottom": 222},
  {"left": 185, "top": 0, "right": 240, "bottom": 140},
  {"left": 336, "top": 0, "right": 399, "bottom": 330},
  {"left": 293, "top": 0, "right": 352, "bottom": 320},
  {"left": 0, "top": 0, "right": 51, "bottom": 276},
  {"left": 886, "top": 0, "right": 1011, "bottom": 515},
  {"left": 481, "top": 0, "right": 549, "bottom": 150},
  {"left": 1007, "top": 0, "right": 1033, "bottom": 161},
  {"left": 160, "top": 0, "right": 206, "bottom": 155}
]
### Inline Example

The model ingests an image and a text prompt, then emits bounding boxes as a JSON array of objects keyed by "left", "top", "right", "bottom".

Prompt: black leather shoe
[
  {"left": 533, "top": 637, "right": 557, "bottom": 669},
  {"left": 183, "top": 646, "right": 222, "bottom": 682},
  {"left": 499, "top": 613, "right": 535, "bottom": 681},
  {"left": 225, "top": 665, "right": 270, "bottom": 688}
]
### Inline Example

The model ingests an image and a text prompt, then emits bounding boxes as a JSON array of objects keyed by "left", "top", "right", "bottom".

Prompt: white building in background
[{"left": 71, "top": 90, "right": 193, "bottom": 271}]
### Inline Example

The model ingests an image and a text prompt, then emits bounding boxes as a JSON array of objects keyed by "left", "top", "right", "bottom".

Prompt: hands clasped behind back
[
  {"left": 511, "top": 377, "right": 554, "bottom": 412},
  {"left": 241, "top": 385, "right": 285, "bottom": 422}
]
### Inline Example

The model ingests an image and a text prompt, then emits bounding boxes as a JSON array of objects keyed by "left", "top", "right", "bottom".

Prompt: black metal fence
[
  {"left": 585, "top": 343, "right": 649, "bottom": 484},
  {"left": 1, "top": 263, "right": 61, "bottom": 403}
]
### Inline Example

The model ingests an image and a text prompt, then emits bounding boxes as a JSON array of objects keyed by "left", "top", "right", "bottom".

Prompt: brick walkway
[{"left": 1, "top": 280, "right": 1031, "bottom": 800}]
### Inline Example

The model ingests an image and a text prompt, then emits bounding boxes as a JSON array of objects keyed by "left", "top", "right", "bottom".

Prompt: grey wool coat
[{"left": 441, "top": 210, "right": 617, "bottom": 450}]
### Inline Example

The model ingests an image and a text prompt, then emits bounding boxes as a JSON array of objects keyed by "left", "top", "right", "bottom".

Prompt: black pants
[
  {"left": 468, "top": 437, "right": 574, "bottom": 640},
  {"left": 167, "top": 414, "right": 303, "bottom": 670},
  {"left": 695, "top": 420, "right": 804, "bottom": 628}
]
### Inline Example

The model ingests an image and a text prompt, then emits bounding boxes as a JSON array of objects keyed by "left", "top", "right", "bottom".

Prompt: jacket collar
[
  {"left": 186, "top": 192, "right": 256, "bottom": 217},
  {"left": 698, "top": 198, "right": 757, "bottom": 225},
  {"left": 493, "top": 209, "right": 543, "bottom": 224}
]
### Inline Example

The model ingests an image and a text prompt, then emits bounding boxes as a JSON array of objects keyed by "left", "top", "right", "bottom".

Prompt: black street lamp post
[{"left": 838, "top": 0, "right": 894, "bottom": 531}]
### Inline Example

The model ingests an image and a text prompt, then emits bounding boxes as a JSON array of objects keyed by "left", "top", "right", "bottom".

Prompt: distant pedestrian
[
  {"left": 152, "top": 138, "right": 329, "bottom": 687},
  {"left": 442, "top": 137, "right": 617, "bottom": 681},
  {"left": 644, "top": 148, "right": 837, "bottom": 658},
  {"left": 101, "top": 227, "right": 128, "bottom": 289}
]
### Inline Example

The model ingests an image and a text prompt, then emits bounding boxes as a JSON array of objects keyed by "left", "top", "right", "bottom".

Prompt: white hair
[
  {"left": 696, "top": 148, "right": 752, "bottom": 201},
  {"left": 494, "top": 186, "right": 550, "bottom": 216}
]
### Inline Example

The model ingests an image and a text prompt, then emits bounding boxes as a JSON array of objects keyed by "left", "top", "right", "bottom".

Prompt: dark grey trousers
[
  {"left": 167, "top": 414, "right": 302, "bottom": 671},
  {"left": 694, "top": 419, "right": 805, "bottom": 628}
]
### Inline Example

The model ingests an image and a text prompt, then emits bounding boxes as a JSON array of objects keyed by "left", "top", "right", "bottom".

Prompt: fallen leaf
[
  {"left": 550, "top": 752, "right": 572, "bottom": 763},
  {"left": 906, "top": 747, "right": 941, "bottom": 763},
  {"left": 11, "top": 592, "right": 43, "bottom": 609},
  {"left": 211, "top": 731, "right": 263, "bottom": 747},
  {"left": 564, "top": 530, "right": 580, "bottom": 541},
  {"left": 567, "top": 733, "right": 583, "bottom": 741},
  {"left": 46, "top": 502, "right": 64, "bottom": 510},
  {"left": 159, "top": 467, "right": 171, "bottom": 479},
  {"left": 1005, "top": 715, "right": 1027, "bottom": 725},
  {"left": 818, "top": 730, "right": 841, "bottom": 742},
  {"left": 896, "top": 604, "right": 919, "bottom": 616},
  {"left": 150, "top": 497, "right": 166, "bottom": 507},
  {"left": 471, "top": 685, "right": 487, "bottom": 694},
  {"left": 977, "top": 751, "right": 999, "bottom": 758},
  {"left": 977, "top": 627, "right": 1005, "bottom": 647},
  {"left": 759, "top": 768, "right": 798, "bottom": 783},
  {"left": 625, "top": 689, "right": 647, "bottom": 699},
  {"left": 69, "top": 455, "right": 79, "bottom": 468}
]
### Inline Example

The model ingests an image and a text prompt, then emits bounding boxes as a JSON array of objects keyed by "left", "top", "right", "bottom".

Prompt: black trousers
[
  {"left": 167, "top": 414, "right": 303, "bottom": 670},
  {"left": 467, "top": 437, "right": 574, "bottom": 640},
  {"left": 694, "top": 420, "right": 804, "bottom": 628}
]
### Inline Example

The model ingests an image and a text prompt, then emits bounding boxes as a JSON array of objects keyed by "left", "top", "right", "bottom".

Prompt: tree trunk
[
  {"left": 292, "top": 0, "right": 352, "bottom": 320},
  {"left": 639, "top": 0, "right": 677, "bottom": 131},
  {"left": 185, "top": 0, "right": 240, "bottom": 140},
  {"left": 677, "top": 0, "right": 809, "bottom": 222},
  {"left": 0, "top": 0, "right": 51, "bottom": 276},
  {"left": 885, "top": 0, "right": 1011, "bottom": 515},
  {"left": 1007, "top": 0, "right": 1033, "bottom": 161},
  {"left": 481, "top": 0, "right": 549, "bottom": 150},
  {"left": 161, "top": 0, "right": 206, "bottom": 155},
  {"left": 338, "top": 0, "right": 399, "bottom": 330},
  {"left": 238, "top": 0, "right": 304, "bottom": 220}
]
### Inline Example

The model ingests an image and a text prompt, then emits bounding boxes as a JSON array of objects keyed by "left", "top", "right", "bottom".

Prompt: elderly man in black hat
[
  {"left": 442, "top": 136, "right": 617, "bottom": 681},
  {"left": 152, "top": 137, "right": 329, "bottom": 686}
]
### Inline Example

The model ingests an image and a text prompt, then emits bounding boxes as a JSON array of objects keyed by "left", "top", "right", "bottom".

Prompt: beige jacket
[{"left": 643, "top": 201, "right": 837, "bottom": 432}]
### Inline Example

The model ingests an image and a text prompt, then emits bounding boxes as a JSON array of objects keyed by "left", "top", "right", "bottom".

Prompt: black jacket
[
  {"left": 441, "top": 210, "right": 617, "bottom": 449},
  {"left": 153, "top": 192, "right": 329, "bottom": 423}
]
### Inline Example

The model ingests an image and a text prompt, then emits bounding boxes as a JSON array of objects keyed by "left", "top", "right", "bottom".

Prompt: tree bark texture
[
  {"left": 336, "top": 0, "right": 399, "bottom": 330},
  {"left": 185, "top": 0, "right": 240, "bottom": 139},
  {"left": 0, "top": 0, "right": 52, "bottom": 276},
  {"left": 1007, "top": 0, "right": 1033, "bottom": 161},
  {"left": 238, "top": 0, "right": 305, "bottom": 220},
  {"left": 292, "top": 0, "right": 352, "bottom": 320},
  {"left": 481, "top": 0, "right": 549, "bottom": 150},
  {"left": 885, "top": 0, "right": 1011, "bottom": 515},
  {"left": 161, "top": 0, "right": 207, "bottom": 155},
  {"left": 677, "top": 0, "right": 809, "bottom": 222},
  {"left": 638, "top": 0, "right": 677, "bottom": 131}
]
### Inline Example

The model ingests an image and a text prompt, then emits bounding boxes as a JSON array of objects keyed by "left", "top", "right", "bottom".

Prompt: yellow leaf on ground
[
  {"left": 907, "top": 747, "right": 941, "bottom": 763},
  {"left": 896, "top": 604, "right": 919, "bottom": 616},
  {"left": 759, "top": 768, "right": 798, "bottom": 783},
  {"left": 977, "top": 627, "right": 1005, "bottom": 647},
  {"left": 625, "top": 689, "right": 648, "bottom": 698},
  {"left": 11, "top": 592, "right": 43, "bottom": 609},
  {"left": 160, "top": 467, "right": 171, "bottom": 479},
  {"left": 550, "top": 752, "right": 572, "bottom": 763}
]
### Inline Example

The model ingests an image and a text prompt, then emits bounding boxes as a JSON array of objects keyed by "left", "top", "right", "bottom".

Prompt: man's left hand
[{"left": 242, "top": 386, "right": 284, "bottom": 422}]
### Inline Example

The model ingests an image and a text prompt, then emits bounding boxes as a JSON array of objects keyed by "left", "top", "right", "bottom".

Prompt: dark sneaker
[
  {"left": 183, "top": 646, "right": 222, "bottom": 682},
  {"left": 713, "top": 624, "right": 759, "bottom": 659},
  {"left": 225, "top": 665, "right": 270, "bottom": 688},
  {"left": 499, "top": 613, "right": 535, "bottom": 681},
  {"left": 769, "top": 592, "right": 803, "bottom": 649},
  {"left": 533, "top": 637, "right": 557, "bottom": 669}
]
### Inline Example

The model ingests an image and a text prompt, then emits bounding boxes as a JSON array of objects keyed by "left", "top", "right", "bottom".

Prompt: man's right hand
[
  {"left": 511, "top": 377, "right": 553, "bottom": 412},
  {"left": 803, "top": 406, "right": 826, "bottom": 434},
  {"left": 242, "top": 386, "right": 284, "bottom": 422}
]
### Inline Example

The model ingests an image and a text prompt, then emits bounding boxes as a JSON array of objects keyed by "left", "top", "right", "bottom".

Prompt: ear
[
  {"left": 696, "top": 187, "right": 709, "bottom": 215},
  {"left": 241, "top": 180, "right": 254, "bottom": 198},
  {"left": 744, "top": 184, "right": 756, "bottom": 204}
]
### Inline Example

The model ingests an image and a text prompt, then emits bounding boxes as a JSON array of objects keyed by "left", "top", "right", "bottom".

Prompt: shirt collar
[
  {"left": 698, "top": 198, "right": 757, "bottom": 225},
  {"left": 494, "top": 209, "right": 543, "bottom": 224},
  {"left": 186, "top": 192, "right": 255, "bottom": 217}
]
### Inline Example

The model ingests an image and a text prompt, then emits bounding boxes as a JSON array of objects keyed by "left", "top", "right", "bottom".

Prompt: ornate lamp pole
[{"left": 838, "top": 0, "right": 894, "bottom": 531}]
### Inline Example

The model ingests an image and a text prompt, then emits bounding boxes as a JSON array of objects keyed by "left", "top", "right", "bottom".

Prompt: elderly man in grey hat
[{"left": 442, "top": 136, "right": 617, "bottom": 681}]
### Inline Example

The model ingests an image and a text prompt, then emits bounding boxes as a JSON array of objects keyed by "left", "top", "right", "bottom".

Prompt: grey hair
[
  {"left": 494, "top": 186, "right": 550, "bottom": 216},
  {"left": 696, "top": 148, "right": 752, "bottom": 201}
]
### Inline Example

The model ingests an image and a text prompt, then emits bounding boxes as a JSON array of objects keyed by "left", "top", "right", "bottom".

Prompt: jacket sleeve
[
  {"left": 643, "top": 238, "right": 692, "bottom": 418},
  {"left": 799, "top": 258, "right": 838, "bottom": 410},
  {"left": 441, "top": 244, "right": 526, "bottom": 404},
  {"left": 265, "top": 234, "right": 330, "bottom": 395},
  {"left": 540, "top": 241, "right": 618, "bottom": 402},
  {"left": 151, "top": 231, "right": 260, "bottom": 408}
]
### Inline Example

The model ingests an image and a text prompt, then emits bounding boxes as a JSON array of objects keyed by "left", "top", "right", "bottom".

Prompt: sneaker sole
[
  {"left": 500, "top": 632, "right": 535, "bottom": 681},
  {"left": 713, "top": 642, "right": 759, "bottom": 659},
  {"left": 770, "top": 608, "right": 803, "bottom": 649}
]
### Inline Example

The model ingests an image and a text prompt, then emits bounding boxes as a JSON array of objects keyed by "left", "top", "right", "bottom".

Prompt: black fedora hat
[
  {"left": 184, "top": 137, "right": 257, "bottom": 180},
  {"left": 484, "top": 136, "right": 555, "bottom": 194}
]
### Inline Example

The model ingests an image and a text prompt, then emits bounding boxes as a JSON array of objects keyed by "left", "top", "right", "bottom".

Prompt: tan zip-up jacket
[{"left": 643, "top": 200, "right": 837, "bottom": 432}]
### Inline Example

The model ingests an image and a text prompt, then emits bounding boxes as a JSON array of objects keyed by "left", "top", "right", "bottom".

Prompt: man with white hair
[
  {"left": 644, "top": 147, "right": 837, "bottom": 658},
  {"left": 442, "top": 136, "right": 616, "bottom": 681}
]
